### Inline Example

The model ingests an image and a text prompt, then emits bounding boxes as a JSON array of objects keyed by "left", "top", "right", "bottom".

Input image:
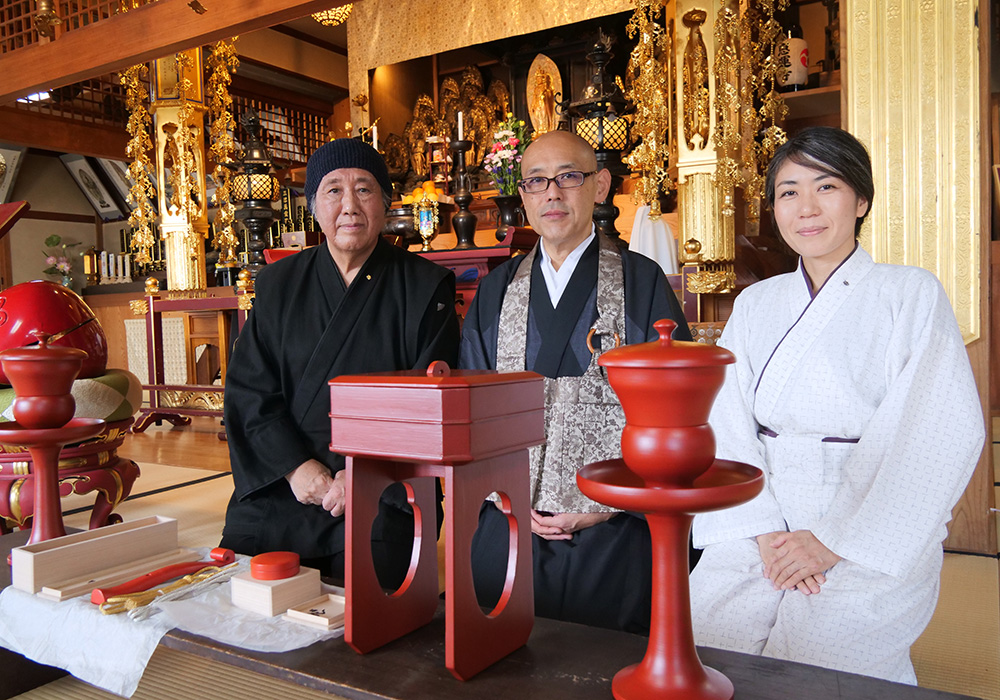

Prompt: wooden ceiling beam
[
  {"left": 0, "top": 0, "right": 346, "bottom": 105},
  {"left": 0, "top": 107, "right": 128, "bottom": 160}
]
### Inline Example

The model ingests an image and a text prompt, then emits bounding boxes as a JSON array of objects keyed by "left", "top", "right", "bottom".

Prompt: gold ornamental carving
[
  {"left": 678, "top": 171, "right": 735, "bottom": 294},
  {"left": 160, "top": 390, "right": 224, "bottom": 411},
  {"left": 686, "top": 267, "right": 736, "bottom": 294},
  {"left": 152, "top": 48, "right": 209, "bottom": 293},
  {"left": 623, "top": 0, "right": 674, "bottom": 217},
  {"left": 844, "top": 0, "right": 980, "bottom": 342},
  {"left": 681, "top": 9, "right": 710, "bottom": 150},
  {"left": 130, "top": 299, "right": 149, "bottom": 315}
]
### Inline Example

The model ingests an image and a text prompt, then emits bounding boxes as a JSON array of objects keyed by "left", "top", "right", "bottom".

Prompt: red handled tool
[{"left": 90, "top": 547, "right": 236, "bottom": 604}]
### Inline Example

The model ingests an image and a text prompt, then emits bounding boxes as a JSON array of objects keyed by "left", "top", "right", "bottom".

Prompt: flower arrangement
[
  {"left": 482, "top": 114, "right": 532, "bottom": 196},
  {"left": 42, "top": 235, "right": 80, "bottom": 286}
]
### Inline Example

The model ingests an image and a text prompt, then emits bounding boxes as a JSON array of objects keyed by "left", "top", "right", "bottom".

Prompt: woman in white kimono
[{"left": 689, "top": 127, "right": 985, "bottom": 684}]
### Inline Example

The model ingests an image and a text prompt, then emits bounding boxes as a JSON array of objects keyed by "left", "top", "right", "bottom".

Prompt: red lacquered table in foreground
[{"left": 329, "top": 362, "right": 544, "bottom": 680}]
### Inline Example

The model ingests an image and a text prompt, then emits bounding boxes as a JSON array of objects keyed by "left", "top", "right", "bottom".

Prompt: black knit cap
[{"left": 305, "top": 138, "right": 393, "bottom": 204}]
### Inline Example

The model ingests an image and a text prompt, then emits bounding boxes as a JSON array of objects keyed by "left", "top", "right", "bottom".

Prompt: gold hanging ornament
[
  {"left": 121, "top": 63, "right": 157, "bottom": 265},
  {"left": 312, "top": 4, "right": 353, "bottom": 26},
  {"left": 206, "top": 37, "right": 240, "bottom": 266},
  {"left": 713, "top": 0, "right": 788, "bottom": 221},
  {"left": 623, "top": 0, "right": 674, "bottom": 219}
]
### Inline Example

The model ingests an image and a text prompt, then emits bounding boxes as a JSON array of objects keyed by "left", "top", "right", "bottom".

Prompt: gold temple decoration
[
  {"left": 152, "top": 48, "right": 209, "bottom": 292},
  {"left": 844, "top": 0, "right": 980, "bottom": 342},
  {"left": 526, "top": 54, "right": 561, "bottom": 135},
  {"left": 206, "top": 37, "right": 240, "bottom": 267},
  {"left": 313, "top": 4, "right": 353, "bottom": 27},
  {"left": 668, "top": 0, "right": 736, "bottom": 296},
  {"left": 681, "top": 10, "right": 710, "bottom": 150},
  {"left": 121, "top": 63, "right": 157, "bottom": 265},
  {"left": 713, "top": 0, "right": 788, "bottom": 222},
  {"left": 623, "top": 0, "right": 673, "bottom": 218},
  {"left": 33, "top": 0, "right": 61, "bottom": 38}
]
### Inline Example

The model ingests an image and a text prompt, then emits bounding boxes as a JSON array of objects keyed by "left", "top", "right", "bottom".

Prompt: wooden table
[{"left": 0, "top": 530, "right": 977, "bottom": 700}]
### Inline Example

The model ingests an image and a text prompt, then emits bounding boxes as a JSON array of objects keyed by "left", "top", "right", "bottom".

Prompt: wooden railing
[{"left": 0, "top": 0, "right": 158, "bottom": 55}]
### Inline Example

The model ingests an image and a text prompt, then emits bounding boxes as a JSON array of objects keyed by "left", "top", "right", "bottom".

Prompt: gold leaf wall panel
[
  {"left": 346, "top": 0, "right": 632, "bottom": 127},
  {"left": 844, "top": 0, "right": 981, "bottom": 342}
]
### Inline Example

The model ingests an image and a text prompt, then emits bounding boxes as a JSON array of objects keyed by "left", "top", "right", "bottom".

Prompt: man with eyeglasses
[
  {"left": 221, "top": 138, "right": 459, "bottom": 587},
  {"left": 460, "top": 130, "right": 690, "bottom": 633}
]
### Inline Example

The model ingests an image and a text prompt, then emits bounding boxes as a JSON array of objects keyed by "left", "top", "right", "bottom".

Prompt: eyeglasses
[{"left": 517, "top": 170, "right": 597, "bottom": 194}]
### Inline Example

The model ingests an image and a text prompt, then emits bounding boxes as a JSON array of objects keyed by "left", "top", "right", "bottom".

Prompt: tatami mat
[
  {"left": 913, "top": 554, "right": 1000, "bottom": 699},
  {"left": 11, "top": 647, "right": 346, "bottom": 700}
]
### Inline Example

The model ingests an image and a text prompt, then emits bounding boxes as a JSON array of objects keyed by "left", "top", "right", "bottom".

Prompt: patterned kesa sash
[{"left": 496, "top": 234, "right": 626, "bottom": 513}]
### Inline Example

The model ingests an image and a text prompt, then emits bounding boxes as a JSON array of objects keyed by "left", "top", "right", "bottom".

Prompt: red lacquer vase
[{"left": 577, "top": 319, "right": 764, "bottom": 700}]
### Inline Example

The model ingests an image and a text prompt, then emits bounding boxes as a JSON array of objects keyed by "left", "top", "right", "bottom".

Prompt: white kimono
[{"left": 689, "top": 246, "right": 985, "bottom": 684}]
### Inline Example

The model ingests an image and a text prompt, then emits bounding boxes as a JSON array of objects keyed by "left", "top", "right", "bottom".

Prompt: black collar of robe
[{"left": 528, "top": 235, "right": 599, "bottom": 378}]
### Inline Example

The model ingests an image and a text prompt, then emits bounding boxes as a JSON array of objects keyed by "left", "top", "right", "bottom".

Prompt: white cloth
[
  {"left": 690, "top": 247, "right": 985, "bottom": 683},
  {"left": 538, "top": 230, "right": 595, "bottom": 306},
  {"left": 0, "top": 553, "right": 342, "bottom": 697},
  {"left": 628, "top": 204, "right": 678, "bottom": 274}
]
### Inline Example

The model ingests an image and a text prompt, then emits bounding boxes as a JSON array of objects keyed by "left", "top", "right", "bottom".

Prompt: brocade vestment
[{"left": 460, "top": 234, "right": 690, "bottom": 633}]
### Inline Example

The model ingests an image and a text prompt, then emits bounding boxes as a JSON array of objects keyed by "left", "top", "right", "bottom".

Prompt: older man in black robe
[
  {"left": 221, "top": 139, "right": 459, "bottom": 587},
  {"left": 460, "top": 131, "right": 690, "bottom": 633}
]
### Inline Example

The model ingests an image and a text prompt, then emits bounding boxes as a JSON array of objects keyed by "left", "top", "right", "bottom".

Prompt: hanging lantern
[{"left": 312, "top": 4, "right": 353, "bottom": 27}]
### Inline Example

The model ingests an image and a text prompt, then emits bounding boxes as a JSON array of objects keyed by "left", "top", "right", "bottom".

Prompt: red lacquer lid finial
[{"left": 654, "top": 319, "right": 676, "bottom": 346}]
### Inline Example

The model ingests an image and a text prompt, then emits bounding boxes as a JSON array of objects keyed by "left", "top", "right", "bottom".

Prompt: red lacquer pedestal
[
  {"left": 577, "top": 319, "right": 763, "bottom": 700},
  {"left": 577, "top": 460, "right": 762, "bottom": 700},
  {"left": 0, "top": 332, "right": 105, "bottom": 554},
  {"left": 329, "top": 362, "right": 544, "bottom": 680},
  {"left": 0, "top": 419, "right": 105, "bottom": 544}
]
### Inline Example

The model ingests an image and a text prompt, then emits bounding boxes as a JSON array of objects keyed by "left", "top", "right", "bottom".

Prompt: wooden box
[
  {"left": 11, "top": 515, "right": 178, "bottom": 594},
  {"left": 230, "top": 567, "right": 321, "bottom": 617},
  {"left": 329, "top": 368, "right": 544, "bottom": 464}
]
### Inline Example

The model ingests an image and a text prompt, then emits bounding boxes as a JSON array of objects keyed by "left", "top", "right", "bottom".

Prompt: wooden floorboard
[{"left": 122, "top": 416, "right": 231, "bottom": 472}]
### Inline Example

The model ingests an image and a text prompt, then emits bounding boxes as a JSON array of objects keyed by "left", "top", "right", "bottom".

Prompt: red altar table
[
  {"left": 329, "top": 362, "right": 543, "bottom": 680},
  {"left": 131, "top": 282, "right": 252, "bottom": 433}
]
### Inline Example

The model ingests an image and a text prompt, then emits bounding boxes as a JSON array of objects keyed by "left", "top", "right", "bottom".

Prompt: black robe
[
  {"left": 459, "top": 237, "right": 691, "bottom": 634},
  {"left": 221, "top": 239, "right": 459, "bottom": 584}
]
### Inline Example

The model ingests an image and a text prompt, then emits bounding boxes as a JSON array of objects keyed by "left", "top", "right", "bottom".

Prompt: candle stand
[
  {"left": 449, "top": 140, "right": 477, "bottom": 249},
  {"left": 0, "top": 332, "right": 104, "bottom": 555},
  {"left": 576, "top": 319, "right": 763, "bottom": 700}
]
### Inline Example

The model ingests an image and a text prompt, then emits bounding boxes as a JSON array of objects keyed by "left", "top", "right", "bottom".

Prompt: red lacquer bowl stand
[
  {"left": 329, "top": 362, "right": 544, "bottom": 680},
  {"left": 0, "top": 419, "right": 105, "bottom": 545},
  {"left": 580, "top": 319, "right": 764, "bottom": 700},
  {"left": 0, "top": 331, "right": 105, "bottom": 560},
  {"left": 577, "top": 459, "right": 762, "bottom": 700}
]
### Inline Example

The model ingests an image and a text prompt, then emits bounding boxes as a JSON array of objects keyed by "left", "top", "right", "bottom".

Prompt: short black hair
[{"left": 764, "top": 127, "right": 874, "bottom": 238}]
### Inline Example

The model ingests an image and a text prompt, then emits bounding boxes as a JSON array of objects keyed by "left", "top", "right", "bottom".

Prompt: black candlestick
[{"left": 449, "top": 140, "right": 477, "bottom": 249}]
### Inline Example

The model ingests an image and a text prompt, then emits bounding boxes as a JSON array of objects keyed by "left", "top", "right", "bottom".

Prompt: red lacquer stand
[
  {"left": 577, "top": 459, "right": 762, "bottom": 700},
  {"left": 329, "top": 362, "right": 544, "bottom": 680},
  {"left": 580, "top": 318, "right": 764, "bottom": 700},
  {"left": 0, "top": 331, "right": 105, "bottom": 559},
  {"left": 0, "top": 419, "right": 104, "bottom": 545}
]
